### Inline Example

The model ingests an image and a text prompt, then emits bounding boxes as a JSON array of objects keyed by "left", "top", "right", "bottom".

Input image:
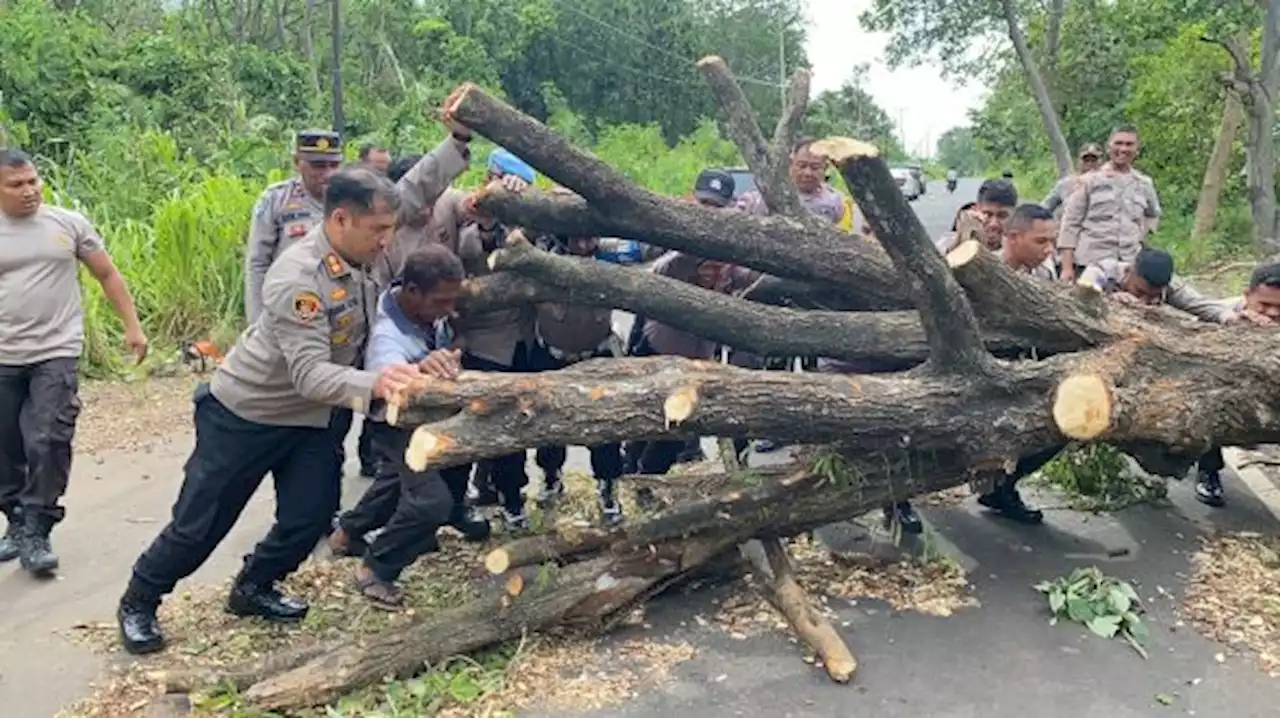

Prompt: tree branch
[
  {"left": 772, "top": 67, "right": 813, "bottom": 151},
  {"left": 470, "top": 183, "right": 912, "bottom": 311},
  {"left": 486, "top": 231, "right": 1026, "bottom": 367},
  {"left": 816, "top": 138, "right": 998, "bottom": 376}
]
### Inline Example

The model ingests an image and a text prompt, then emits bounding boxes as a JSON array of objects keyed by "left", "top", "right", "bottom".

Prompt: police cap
[{"left": 296, "top": 129, "right": 343, "bottom": 162}]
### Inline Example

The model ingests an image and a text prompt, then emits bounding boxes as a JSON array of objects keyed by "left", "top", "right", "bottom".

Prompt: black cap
[
  {"left": 1134, "top": 247, "right": 1174, "bottom": 288},
  {"left": 296, "top": 129, "right": 343, "bottom": 161},
  {"left": 694, "top": 169, "right": 735, "bottom": 206}
]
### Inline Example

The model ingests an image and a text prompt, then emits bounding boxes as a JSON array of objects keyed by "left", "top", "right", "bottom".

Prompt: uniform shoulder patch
[{"left": 293, "top": 291, "right": 323, "bottom": 322}]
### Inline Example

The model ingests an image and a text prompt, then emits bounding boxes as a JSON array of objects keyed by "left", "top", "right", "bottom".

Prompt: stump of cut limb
[{"left": 171, "top": 60, "right": 1280, "bottom": 710}]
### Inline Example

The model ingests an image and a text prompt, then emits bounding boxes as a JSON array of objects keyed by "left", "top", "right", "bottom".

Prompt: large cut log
[{"left": 392, "top": 313, "right": 1280, "bottom": 476}]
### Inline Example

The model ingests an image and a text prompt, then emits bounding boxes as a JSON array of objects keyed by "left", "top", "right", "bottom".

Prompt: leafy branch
[{"left": 1035, "top": 567, "right": 1149, "bottom": 658}]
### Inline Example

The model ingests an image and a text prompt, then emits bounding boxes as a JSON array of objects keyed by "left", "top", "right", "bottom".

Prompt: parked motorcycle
[{"left": 946, "top": 178, "right": 957, "bottom": 193}]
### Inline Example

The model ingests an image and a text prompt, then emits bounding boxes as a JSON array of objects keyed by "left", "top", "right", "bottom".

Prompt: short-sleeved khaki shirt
[
  {"left": 0, "top": 205, "right": 106, "bottom": 364},
  {"left": 244, "top": 178, "right": 324, "bottom": 323},
  {"left": 213, "top": 227, "right": 378, "bottom": 428},
  {"left": 1057, "top": 165, "right": 1162, "bottom": 267}
]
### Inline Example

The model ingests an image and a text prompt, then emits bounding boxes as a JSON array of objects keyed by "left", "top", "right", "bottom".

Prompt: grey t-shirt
[{"left": 0, "top": 205, "right": 105, "bottom": 364}]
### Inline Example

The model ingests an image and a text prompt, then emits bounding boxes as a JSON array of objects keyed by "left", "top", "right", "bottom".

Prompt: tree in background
[
  {"left": 935, "top": 126, "right": 988, "bottom": 175},
  {"left": 860, "top": 0, "right": 1074, "bottom": 178},
  {"left": 801, "top": 64, "right": 905, "bottom": 160}
]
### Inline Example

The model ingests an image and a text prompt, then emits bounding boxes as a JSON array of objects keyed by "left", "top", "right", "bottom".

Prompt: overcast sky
[{"left": 803, "top": 0, "right": 988, "bottom": 157}]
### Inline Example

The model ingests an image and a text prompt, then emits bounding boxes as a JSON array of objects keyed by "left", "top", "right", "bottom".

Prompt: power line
[{"left": 551, "top": 0, "right": 788, "bottom": 89}]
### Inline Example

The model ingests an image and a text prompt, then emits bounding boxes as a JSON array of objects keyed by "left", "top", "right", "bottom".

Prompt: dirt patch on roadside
[
  {"left": 76, "top": 376, "right": 202, "bottom": 455},
  {"left": 1182, "top": 532, "right": 1280, "bottom": 677}
]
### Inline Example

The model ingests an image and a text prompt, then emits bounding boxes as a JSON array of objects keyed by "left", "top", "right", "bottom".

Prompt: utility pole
[{"left": 330, "top": 0, "right": 345, "bottom": 136}]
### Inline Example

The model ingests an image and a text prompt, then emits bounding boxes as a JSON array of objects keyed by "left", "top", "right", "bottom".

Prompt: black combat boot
[
  {"left": 0, "top": 505, "right": 23, "bottom": 563},
  {"left": 537, "top": 471, "right": 565, "bottom": 509},
  {"left": 117, "top": 586, "right": 166, "bottom": 655},
  {"left": 978, "top": 484, "right": 1045, "bottom": 525},
  {"left": 19, "top": 512, "right": 59, "bottom": 575},
  {"left": 448, "top": 504, "right": 492, "bottom": 542},
  {"left": 597, "top": 479, "right": 624, "bottom": 527},
  {"left": 882, "top": 501, "right": 923, "bottom": 535},
  {"left": 227, "top": 576, "right": 309, "bottom": 623},
  {"left": 1195, "top": 468, "right": 1226, "bottom": 508}
]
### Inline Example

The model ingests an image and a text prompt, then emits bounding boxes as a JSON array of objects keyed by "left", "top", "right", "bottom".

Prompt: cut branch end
[
  {"left": 945, "top": 240, "right": 983, "bottom": 269},
  {"left": 405, "top": 426, "right": 447, "bottom": 472},
  {"left": 1052, "top": 374, "right": 1114, "bottom": 440},
  {"left": 695, "top": 55, "right": 727, "bottom": 70},
  {"left": 485, "top": 548, "right": 511, "bottom": 575},
  {"left": 664, "top": 386, "right": 700, "bottom": 426},
  {"left": 811, "top": 137, "right": 880, "bottom": 162}
]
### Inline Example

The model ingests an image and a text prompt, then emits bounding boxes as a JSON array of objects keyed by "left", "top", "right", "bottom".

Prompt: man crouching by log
[
  {"left": 329, "top": 246, "right": 492, "bottom": 608},
  {"left": 1076, "top": 249, "right": 1277, "bottom": 507},
  {"left": 527, "top": 225, "right": 628, "bottom": 527},
  {"left": 116, "top": 169, "right": 425, "bottom": 654}
]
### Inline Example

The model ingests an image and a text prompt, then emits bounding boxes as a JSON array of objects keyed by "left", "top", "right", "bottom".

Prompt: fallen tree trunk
[{"left": 173, "top": 450, "right": 992, "bottom": 708}]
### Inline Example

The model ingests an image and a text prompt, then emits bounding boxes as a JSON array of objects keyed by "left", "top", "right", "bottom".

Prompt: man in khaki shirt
[
  {"left": 1042, "top": 143, "right": 1103, "bottom": 215},
  {"left": 244, "top": 130, "right": 344, "bottom": 324},
  {"left": 116, "top": 165, "right": 452, "bottom": 655},
  {"left": 0, "top": 148, "right": 147, "bottom": 577},
  {"left": 1057, "top": 126, "right": 1162, "bottom": 282}
]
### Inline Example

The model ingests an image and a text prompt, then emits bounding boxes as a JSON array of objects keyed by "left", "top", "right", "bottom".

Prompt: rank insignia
[
  {"left": 324, "top": 252, "right": 349, "bottom": 278},
  {"left": 293, "top": 292, "right": 322, "bottom": 322}
]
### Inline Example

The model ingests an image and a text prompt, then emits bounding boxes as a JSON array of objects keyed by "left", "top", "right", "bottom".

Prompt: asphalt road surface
[{"left": 4, "top": 178, "right": 1279, "bottom": 718}]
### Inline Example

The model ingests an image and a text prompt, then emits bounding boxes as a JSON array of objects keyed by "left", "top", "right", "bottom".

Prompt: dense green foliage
[
  {"left": 0, "top": 0, "right": 905, "bottom": 372},
  {"left": 867, "top": 0, "right": 1263, "bottom": 267}
]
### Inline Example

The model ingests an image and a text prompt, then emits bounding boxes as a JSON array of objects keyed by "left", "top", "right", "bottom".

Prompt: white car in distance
[{"left": 890, "top": 167, "right": 923, "bottom": 201}]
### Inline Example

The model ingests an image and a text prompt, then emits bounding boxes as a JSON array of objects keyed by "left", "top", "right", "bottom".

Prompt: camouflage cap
[
  {"left": 1078, "top": 143, "right": 1103, "bottom": 159},
  {"left": 296, "top": 129, "right": 343, "bottom": 161}
]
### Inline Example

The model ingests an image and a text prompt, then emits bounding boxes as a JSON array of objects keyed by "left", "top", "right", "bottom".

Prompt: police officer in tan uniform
[
  {"left": 0, "top": 148, "right": 148, "bottom": 577},
  {"left": 116, "top": 168, "right": 434, "bottom": 656},
  {"left": 1057, "top": 125, "right": 1163, "bottom": 283},
  {"left": 245, "top": 130, "right": 343, "bottom": 324}
]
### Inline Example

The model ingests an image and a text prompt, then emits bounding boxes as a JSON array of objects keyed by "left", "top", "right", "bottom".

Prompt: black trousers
[
  {"left": 0, "top": 357, "right": 81, "bottom": 524},
  {"left": 358, "top": 422, "right": 377, "bottom": 472},
  {"left": 128, "top": 384, "right": 346, "bottom": 601},
  {"left": 528, "top": 342, "right": 624, "bottom": 483},
  {"left": 1199, "top": 445, "right": 1225, "bottom": 474},
  {"left": 457, "top": 348, "right": 531, "bottom": 512},
  {"left": 340, "top": 421, "right": 457, "bottom": 582}
]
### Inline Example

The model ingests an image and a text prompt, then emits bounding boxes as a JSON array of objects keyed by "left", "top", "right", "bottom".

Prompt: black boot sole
[
  {"left": 20, "top": 556, "right": 58, "bottom": 576},
  {"left": 225, "top": 604, "right": 308, "bottom": 623}
]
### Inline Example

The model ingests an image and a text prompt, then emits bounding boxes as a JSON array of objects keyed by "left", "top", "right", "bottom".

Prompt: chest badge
[
  {"left": 330, "top": 287, "right": 348, "bottom": 302},
  {"left": 287, "top": 224, "right": 308, "bottom": 238}
]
